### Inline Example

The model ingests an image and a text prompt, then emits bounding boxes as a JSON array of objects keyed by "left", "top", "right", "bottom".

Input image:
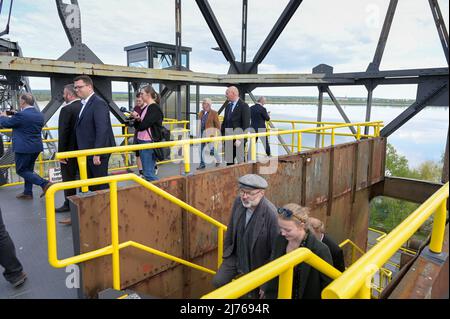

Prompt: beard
[{"left": 241, "top": 197, "right": 261, "bottom": 208}]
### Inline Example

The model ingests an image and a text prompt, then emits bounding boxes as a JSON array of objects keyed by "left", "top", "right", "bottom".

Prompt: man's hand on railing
[{"left": 59, "top": 159, "right": 68, "bottom": 165}]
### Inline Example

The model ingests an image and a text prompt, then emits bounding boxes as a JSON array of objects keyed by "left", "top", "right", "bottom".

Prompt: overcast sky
[{"left": 1, "top": 0, "right": 448, "bottom": 99}]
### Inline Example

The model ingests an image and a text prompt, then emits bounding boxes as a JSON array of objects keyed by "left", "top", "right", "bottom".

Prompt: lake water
[{"left": 44, "top": 101, "right": 448, "bottom": 169}]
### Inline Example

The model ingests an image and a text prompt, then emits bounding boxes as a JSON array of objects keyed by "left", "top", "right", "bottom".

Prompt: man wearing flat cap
[{"left": 212, "top": 174, "right": 279, "bottom": 298}]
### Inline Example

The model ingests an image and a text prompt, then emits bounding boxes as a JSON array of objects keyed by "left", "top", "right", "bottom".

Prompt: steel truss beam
[
  {"left": 380, "top": 80, "right": 448, "bottom": 137},
  {"left": 195, "top": 0, "right": 239, "bottom": 73},
  {"left": 249, "top": 0, "right": 303, "bottom": 74},
  {"left": 428, "top": 0, "right": 449, "bottom": 65},
  {"left": 367, "top": 0, "right": 398, "bottom": 72}
]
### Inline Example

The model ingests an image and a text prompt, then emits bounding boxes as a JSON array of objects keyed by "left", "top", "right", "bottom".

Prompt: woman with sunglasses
[{"left": 262, "top": 203, "right": 333, "bottom": 299}]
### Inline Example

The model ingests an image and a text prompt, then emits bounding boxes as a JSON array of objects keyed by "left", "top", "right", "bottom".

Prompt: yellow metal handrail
[
  {"left": 202, "top": 247, "right": 342, "bottom": 299},
  {"left": 322, "top": 182, "right": 449, "bottom": 299},
  {"left": 55, "top": 121, "right": 382, "bottom": 192},
  {"left": 45, "top": 173, "right": 227, "bottom": 291}
]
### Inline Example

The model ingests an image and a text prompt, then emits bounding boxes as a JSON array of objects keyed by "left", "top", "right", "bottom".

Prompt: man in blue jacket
[
  {"left": 0, "top": 94, "right": 51, "bottom": 199},
  {"left": 73, "top": 75, "right": 115, "bottom": 191}
]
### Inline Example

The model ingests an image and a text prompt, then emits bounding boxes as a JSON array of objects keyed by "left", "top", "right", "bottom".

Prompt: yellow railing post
[
  {"left": 77, "top": 156, "right": 89, "bottom": 192},
  {"left": 357, "top": 126, "right": 361, "bottom": 140},
  {"left": 297, "top": 132, "right": 302, "bottom": 153},
  {"left": 109, "top": 181, "right": 121, "bottom": 290},
  {"left": 331, "top": 129, "right": 335, "bottom": 146},
  {"left": 277, "top": 267, "right": 294, "bottom": 299},
  {"left": 251, "top": 136, "right": 257, "bottom": 161},
  {"left": 355, "top": 282, "right": 371, "bottom": 299},
  {"left": 321, "top": 125, "right": 325, "bottom": 148},
  {"left": 217, "top": 228, "right": 224, "bottom": 268},
  {"left": 429, "top": 200, "right": 447, "bottom": 254},
  {"left": 291, "top": 123, "right": 295, "bottom": 153},
  {"left": 38, "top": 153, "right": 44, "bottom": 177},
  {"left": 183, "top": 144, "right": 190, "bottom": 174},
  {"left": 124, "top": 126, "right": 129, "bottom": 168}
]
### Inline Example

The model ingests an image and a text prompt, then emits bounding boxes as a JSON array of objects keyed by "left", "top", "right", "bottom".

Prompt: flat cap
[{"left": 238, "top": 174, "right": 268, "bottom": 190}]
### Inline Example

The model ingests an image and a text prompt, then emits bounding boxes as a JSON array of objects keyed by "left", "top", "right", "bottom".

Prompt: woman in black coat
[
  {"left": 131, "top": 85, "right": 163, "bottom": 181},
  {"left": 263, "top": 204, "right": 333, "bottom": 299}
]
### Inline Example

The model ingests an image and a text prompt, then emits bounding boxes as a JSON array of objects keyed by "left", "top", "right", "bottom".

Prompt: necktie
[{"left": 227, "top": 102, "right": 234, "bottom": 120}]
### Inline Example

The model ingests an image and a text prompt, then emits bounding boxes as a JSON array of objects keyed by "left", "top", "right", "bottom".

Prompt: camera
[
  {"left": 5, "top": 110, "right": 17, "bottom": 116},
  {"left": 120, "top": 107, "right": 135, "bottom": 126}
]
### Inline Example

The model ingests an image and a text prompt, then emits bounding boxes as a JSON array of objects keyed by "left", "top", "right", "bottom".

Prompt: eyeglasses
[
  {"left": 239, "top": 189, "right": 261, "bottom": 197},
  {"left": 74, "top": 85, "right": 87, "bottom": 90},
  {"left": 277, "top": 207, "right": 304, "bottom": 223}
]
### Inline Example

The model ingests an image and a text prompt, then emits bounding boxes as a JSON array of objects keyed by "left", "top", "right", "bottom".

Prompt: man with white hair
[
  {"left": 197, "top": 98, "right": 221, "bottom": 170},
  {"left": 221, "top": 86, "right": 250, "bottom": 166}
]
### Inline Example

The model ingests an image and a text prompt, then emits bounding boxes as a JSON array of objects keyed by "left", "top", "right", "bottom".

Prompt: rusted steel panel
[
  {"left": 356, "top": 139, "right": 371, "bottom": 191},
  {"left": 332, "top": 144, "right": 355, "bottom": 198},
  {"left": 371, "top": 138, "right": 386, "bottom": 184},
  {"left": 262, "top": 154, "right": 303, "bottom": 208},
  {"left": 187, "top": 163, "right": 253, "bottom": 259},
  {"left": 304, "top": 149, "right": 330, "bottom": 208},
  {"left": 389, "top": 226, "right": 449, "bottom": 299},
  {"left": 326, "top": 193, "right": 353, "bottom": 246},
  {"left": 72, "top": 176, "right": 185, "bottom": 298},
  {"left": 184, "top": 252, "right": 217, "bottom": 298},
  {"left": 130, "top": 264, "right": 184, "bottom": 299},
  {"left": 350, "top": 189, "right": 370, "bottom": 253}
]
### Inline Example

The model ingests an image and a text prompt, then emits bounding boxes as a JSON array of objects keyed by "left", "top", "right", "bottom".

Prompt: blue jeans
[
  {"left": 137, "top": 139, "right": 158, "bottom": 182},
  {"left": 15, "top": 152, "right": 49, "bottom": 195}
]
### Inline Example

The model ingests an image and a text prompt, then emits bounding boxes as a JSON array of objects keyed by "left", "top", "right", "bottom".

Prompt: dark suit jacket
[
  {"left": 75, "top": 94, "right": 115, "bottom": 150},
  {"left": 221, "top": 99, "right": 250, "bottom": 136},
  {"left": 250, "top": 103, "right": 270, "bottom": 130},
  {"left": 0, "top": 108, "right": 44, "bottom": 153},
  {"left": 58, "top": 100, "right": 82, "bottom": 152},
  {"left": 323, "top": 233, "right": 346, "bottom": 272},
  {"left": 264, "top": 231, "right": 333, "bottom": 299},
  {"left": 223, "top": 196, "right": 279, "bottom": 272}
]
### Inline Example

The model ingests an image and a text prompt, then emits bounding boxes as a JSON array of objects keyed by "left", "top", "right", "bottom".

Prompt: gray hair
[
  {"left": 257, "top": 96, "right": 266, "bottom": 104},
  {"left": 19, "top": 93, "right": 35, "bottom": 106},
  {"left": 202, "top": 98, "right": 212, "bottom": 106},
  {"left": 64, "top": 84, "right": 77, "bottom": 97}
]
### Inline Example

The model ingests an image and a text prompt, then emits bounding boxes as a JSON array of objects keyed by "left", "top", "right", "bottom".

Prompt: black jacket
[
  {"left": 75, "top": 94, "right": 116, "bottom": 150},
  {"left": 323, "top": 234, "right": 346, "bottom": 272},
  {"left": 221, "top": 99, "right": 250, "bottom": 135},
  {"left": 264, "top": 231, "right": 333, "bottom": 299},
  {"left": 134, "top": 103, "right": 164, "bottom": 142},
  {"left": 250, "top": 103, "right": 270, "bottom": 130},
  {"left": 58, "top": 100, "right": 82, "bottom": 152}
]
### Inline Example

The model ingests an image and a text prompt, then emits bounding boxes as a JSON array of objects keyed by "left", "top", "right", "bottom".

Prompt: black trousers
[
  {"left": 60, "top": 158, "right": 79, "bottom": 205},
  {"left": 0, "top": 208, "right": 23, "bottom": 283},
  {"left": 87, "top": 154, "right": 111, "bottom": 191}
]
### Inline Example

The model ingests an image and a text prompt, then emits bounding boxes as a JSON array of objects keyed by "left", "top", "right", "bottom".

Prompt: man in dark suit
[
  {"left": 221, "top": 86, "right": 250, "bottom": 165},
  {"left": 56, "top": 84, "right": 82, "bottom": 213},
  {"left": 212, "top": 174, "right": 279, "bottom": 298},
  {"left": 250, "top": 96, "right": 271, "bottom": 156},
  {"left": 0, "top": 94, "right": 52, "bottom": 199},
  {"left": 73, "top": 75, "right": 115, "bottom": 191},
  {"left": 309, "top": 217, "right": 346, "bottom": 272}
]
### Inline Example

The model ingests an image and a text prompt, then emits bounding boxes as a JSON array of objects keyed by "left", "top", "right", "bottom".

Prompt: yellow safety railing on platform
[
  {"left": 44, "top": 173, "right": 227, "bottom": 291},
  {"left": 322, "top": 182, "right": 449, "bottom": 299},
  {"left": 0, "top": 119, "right": 190, "bottom": 188},
  {"left": 201, "top": 247, "right": 342, "bottom": 299},
  {"left": 55, "top": 121, "right": 383, "bottom": 192}
]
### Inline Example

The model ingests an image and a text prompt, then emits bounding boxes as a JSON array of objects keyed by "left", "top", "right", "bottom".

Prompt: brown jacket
[{"left": 198, "top": 109, "right": 221, "bottom": 137}]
